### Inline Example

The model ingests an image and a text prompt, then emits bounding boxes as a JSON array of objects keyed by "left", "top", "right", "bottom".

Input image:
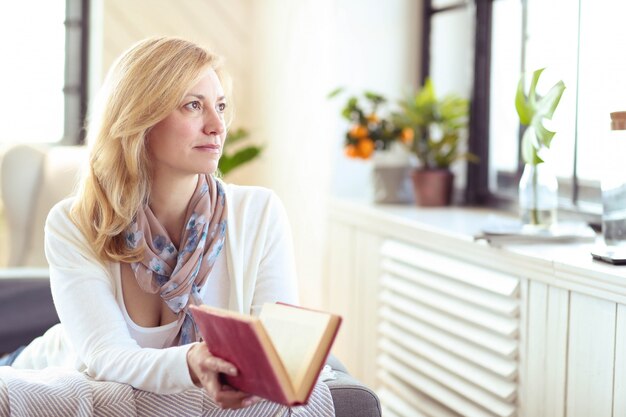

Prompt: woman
[{"left": 4, "top": 37, "right": 325, "bottom": 412}]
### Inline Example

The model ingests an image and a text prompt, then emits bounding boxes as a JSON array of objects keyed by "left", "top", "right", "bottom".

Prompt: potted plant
[
  {"left": 515, "top": 68, "right": 566, "bottom": 228},
  {"left": 393, "top": 78, "right": 476, "bottom": 206},
  {"left": 328, "top": 89, "right": 406, "bottom": 158},
  {"left": 217, "top": 128, "right": 263, "bottom": 177},
  {"left": 329, "top": 88, "right": 415, "bottom": 203}
]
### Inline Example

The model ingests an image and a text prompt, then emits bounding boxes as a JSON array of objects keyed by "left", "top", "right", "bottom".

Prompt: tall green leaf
[
  {"left": 327, "top": 87, "right": 344, "bottom": 99},
  {"left": 515, "top": 68, "right": 566, "bottom": 165},
  {"left": 218, "top": 147, "right": 263, "bottom": 177},
  {"left": 218, "top": 129, "right": 264, "bottom": 176},
  {"left": 226, "top": 128, "right": 249, "bottom": 145}
]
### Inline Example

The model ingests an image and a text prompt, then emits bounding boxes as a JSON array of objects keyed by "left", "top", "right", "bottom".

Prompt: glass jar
[
  {"left": 602, "top": 111, "right": 626, "bottom": 245},
  {"left": 518, "top": 161, "right": 558, "bottom": 229}
]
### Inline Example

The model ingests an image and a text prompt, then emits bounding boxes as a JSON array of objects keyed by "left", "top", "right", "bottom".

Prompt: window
[
  {"left": 422, "top": 0, "right": 626, "bottom": 217},
  {"left": 0, "top": 0, "right": 89, "bottom": 145}
]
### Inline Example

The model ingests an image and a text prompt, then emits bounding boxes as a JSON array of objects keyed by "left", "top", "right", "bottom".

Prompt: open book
[{"left": 189, "top": 303, "right": 342, "bottom": 406}]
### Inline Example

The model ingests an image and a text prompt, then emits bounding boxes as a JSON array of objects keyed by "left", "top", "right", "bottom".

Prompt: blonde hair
[{"left": 72, "top": 37, "right": 232, "bottom": 263}]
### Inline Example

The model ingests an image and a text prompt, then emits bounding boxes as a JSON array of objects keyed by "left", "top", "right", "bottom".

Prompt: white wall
[
  {"left": 245, "top": 0, "right": 420, "bottom": 307},
  {"left": 327, "top": 0, "right": 421, "bottom": 201},
  {"left": 97, "top": 0, "right": 421, "bottom": 308}
]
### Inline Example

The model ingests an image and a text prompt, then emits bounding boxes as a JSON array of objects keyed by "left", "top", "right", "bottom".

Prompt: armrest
[
  {"left": 325, "top": 355, "right": 382, "bottom": 417},
  {"left": 0, "top": 268, "right": 58, "bottom": 353},
  {"left": 0, "top": 267, "right": 50, "bottom": 280}
]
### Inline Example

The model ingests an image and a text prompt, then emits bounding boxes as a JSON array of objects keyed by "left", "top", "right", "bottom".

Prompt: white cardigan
[{"left": 12, "top": 184, "right": 299, "bottom": 394}]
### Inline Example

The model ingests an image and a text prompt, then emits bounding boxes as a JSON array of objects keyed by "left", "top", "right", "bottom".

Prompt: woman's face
[{"left": 147, "top": 68, "right": 227, "bottom": 178}]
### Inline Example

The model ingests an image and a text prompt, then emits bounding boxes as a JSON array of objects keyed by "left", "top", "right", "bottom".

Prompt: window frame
[
  {"left": 62, "top": 0, "right": 90, "bottom": 145},
  {"left": 421, "top": 0, "right": 493, "bottom": 206}
]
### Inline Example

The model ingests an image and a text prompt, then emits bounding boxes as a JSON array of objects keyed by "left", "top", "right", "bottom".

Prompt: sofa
[{"left": 0, "top": 143, "right": 381, "bottom": 417}]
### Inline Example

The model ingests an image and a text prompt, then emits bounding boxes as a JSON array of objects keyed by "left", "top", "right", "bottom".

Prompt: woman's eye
[
  {"left": 217, "top": 102, "right": 227, "bottom": 112},
  {"left": 184, "top": 101, "right": 203, "bottom": 111}
]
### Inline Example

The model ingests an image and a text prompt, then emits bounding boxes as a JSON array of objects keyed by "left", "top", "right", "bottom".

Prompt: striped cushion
[{"left": 0, "top": 367, "right": 334, "bottom": 417}]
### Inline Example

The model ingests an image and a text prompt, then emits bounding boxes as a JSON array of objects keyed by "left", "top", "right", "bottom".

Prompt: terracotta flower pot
[{"left": 411, "top": 169, "right": 454, "bottom": 207}]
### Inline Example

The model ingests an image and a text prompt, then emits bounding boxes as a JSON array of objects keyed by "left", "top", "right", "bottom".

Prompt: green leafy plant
[
  {"left": 515, "top": 68, "right": 566, "bottom": 165},
  {"left": 328, "top": 88, "right": 404, "bottom": 159},
  {"left": 218, "top": 128, "right": 263, "bottom": 176},
  {"left": 393, "top": 78, "right": 476, "bottom": 169},
  {"left": 515, "top": 68, "right": 565, "bottom": 227}
]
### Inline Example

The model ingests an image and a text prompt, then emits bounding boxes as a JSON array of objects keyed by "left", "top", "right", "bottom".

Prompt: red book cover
[
  {"left": 189, "top": 306, "right": 290, "bottom": 405},
  {"left": 189, "top": 303, "right": 342, "bottom": 406}
]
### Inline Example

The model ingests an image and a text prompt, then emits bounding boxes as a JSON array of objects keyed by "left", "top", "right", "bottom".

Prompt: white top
[
  {"left": 115, "top": 251, "right": 227, "bottom": 348},
  {"left": 13, "top": 183, "right": 299, "bottom": 394},
  {"left": 115, "top": 249, "right": 229, "bottom": 348}
]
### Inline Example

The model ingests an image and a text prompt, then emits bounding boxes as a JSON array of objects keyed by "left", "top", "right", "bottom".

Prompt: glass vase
[{"left": 518, "top": 162, "right": 558, "bottom": 229}]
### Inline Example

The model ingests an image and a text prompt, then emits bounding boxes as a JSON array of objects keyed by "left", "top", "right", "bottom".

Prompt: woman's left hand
[{"left": 187, "top": 342, "right": 263, "bottom": 409}]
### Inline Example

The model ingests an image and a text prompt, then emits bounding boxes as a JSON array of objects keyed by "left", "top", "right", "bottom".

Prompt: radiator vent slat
[
  {"left": 381, "top": 258, "right": 519, "bottom": 316},
  {"left": 382, "top": 273, "right": 518, "bottom": 337},
  {"left": 379, "top": 306, "right": 517, "bottom": 379},
  {"left": 380, "top": 240, "right": 519, "bottom": 296},
  {"left": 379, "top": 321, "right": 517, "bottom": 400},
  {"left": 380, "top": 290, "right": 518, "bottom": 358}
]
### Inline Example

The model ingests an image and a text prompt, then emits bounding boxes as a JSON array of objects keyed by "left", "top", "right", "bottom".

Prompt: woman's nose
[{"left": 203, "top": 109, "right": 225, "bottom": 136}]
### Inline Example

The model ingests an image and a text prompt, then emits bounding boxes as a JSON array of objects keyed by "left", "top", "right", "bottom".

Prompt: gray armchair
[
  {"left": 0, "top": 270, "right": 58, "bottom": 354},
  {"left": 0, "top": 275, "right": 380, "bottom": 417},
  {"left": 326, "top": 355, "right": 382, "bottom": 417}
]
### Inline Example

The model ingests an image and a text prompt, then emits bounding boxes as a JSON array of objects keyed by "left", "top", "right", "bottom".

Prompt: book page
[{"left": 259, "top": 304, "right": 333, "bottom": 393}]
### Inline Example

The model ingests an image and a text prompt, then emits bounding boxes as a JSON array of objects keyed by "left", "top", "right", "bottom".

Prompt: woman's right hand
[{"left": 186, "top": 342, "right": 262, "bottom": 409}]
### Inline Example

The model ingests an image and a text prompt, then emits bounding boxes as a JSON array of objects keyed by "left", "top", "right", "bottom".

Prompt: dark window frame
[
  {"left": 62, "top": 0, "right": 89, "bottom": 145},
  {"left": 421, "top": 0, "right": 493, "bottom": 207}
]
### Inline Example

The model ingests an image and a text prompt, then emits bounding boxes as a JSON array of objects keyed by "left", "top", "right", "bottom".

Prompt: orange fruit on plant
[
  {"left": 345, "top": 144, "right": 358, "bottom": 158},
  {"left": 357, "top": 138, "right": 375, "bottom": 158},
  {"left": 366, "top": 113, "right": 379, "bottom": 124},
  {"left": 400, "top": 127, "right": 414, "bottom": 144},
  {"left": 349, "top": 124, "right": 368, "bottom": 139}
]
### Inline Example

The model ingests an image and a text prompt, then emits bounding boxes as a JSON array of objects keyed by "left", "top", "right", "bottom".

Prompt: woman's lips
[{"left": 194, "top": 144, "right": 221, "bottom": 154}]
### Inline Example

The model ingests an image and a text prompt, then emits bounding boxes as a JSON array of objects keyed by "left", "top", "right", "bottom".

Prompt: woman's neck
[{"left": 148, "top": 173, "right": 200, "bottom": 248}]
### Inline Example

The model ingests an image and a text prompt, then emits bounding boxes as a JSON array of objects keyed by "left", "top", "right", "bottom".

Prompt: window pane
[
  {"left": 489, "top": 0, "right": 522, "bottom": 192},
  {"left": 430, "top": 6, "right": 474, "bottom": 188},
  {"left": 576, "top": 0, "right": 626, "bottom": 184},
  {"left": 430, "top": 6, "right": 474, "bottom": 97},
  {"left": 524, "top": 0, "right": 579, "bottom": 182},
  {"left": 0, "top": 2, "right": 65, "bottom": 144}
]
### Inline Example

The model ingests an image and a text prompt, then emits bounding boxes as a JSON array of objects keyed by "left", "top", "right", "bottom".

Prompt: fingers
[
  {"left": 197, "top": 356, "right": 237, "bottom": 397},
  {"left": 189, "top": 343, "right": 237, "bottom": 377},
  {"left": 214, "top": 388, "right": 249, "bottom": 409},
  {"left": 241, "top": 395, "right": 263, "bottom": 407},
  {"left": 187, "top": 343, "right": 263, "bottom": 409},
  {"left": 200, "top": 356, "right": 237, "bottom": 377},
  {"left": 215, "top": 389, "right": 263, "bottom": 409}
]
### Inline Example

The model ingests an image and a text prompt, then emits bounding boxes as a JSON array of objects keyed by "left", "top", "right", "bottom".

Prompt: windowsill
[{"left": 329, "top": 197, "right": 626, "bottom": 304}]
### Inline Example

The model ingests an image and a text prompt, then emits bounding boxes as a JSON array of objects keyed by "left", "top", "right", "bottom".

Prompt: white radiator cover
[
  {"left": 324, "top": 198, "right": 626, "bottom": 417},
  {"left": 378, "top": 240, "right": 519, "bottom": 417}
]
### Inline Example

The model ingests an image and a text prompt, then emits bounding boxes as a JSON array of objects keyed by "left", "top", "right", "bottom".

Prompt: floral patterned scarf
[{"left": 125, "top": 174, "right": 227, "bottom": 346}]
